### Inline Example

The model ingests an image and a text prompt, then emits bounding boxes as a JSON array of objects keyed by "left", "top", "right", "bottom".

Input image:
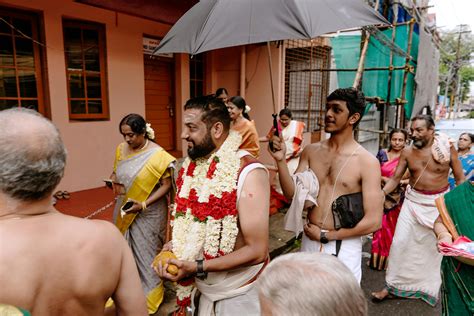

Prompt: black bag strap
[{"left": 332, "top": 240, "right": 342, "bottom": 257}]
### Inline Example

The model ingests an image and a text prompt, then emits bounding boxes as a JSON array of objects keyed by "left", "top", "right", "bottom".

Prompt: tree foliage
[{"left": 438, "top": 30, "right": 474, "bottom": 102}]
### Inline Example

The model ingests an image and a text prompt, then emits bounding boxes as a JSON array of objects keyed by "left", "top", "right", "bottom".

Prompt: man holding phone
[{"left": 269, "top": 88, "right": 383, "bottom": 282}]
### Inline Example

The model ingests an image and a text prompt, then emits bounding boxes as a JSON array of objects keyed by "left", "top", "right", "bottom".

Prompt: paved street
[
  {"left": 361, "top": 239, "right": 442, "bottom": 316},
  {"left": 272, "top": 213, "right": 442, "bottom": 316},
  {"left": 157, "top": 213, "right": 443, "bottom": 315}
]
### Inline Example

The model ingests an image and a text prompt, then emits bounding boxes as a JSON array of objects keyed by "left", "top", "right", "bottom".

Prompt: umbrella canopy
[{"left": 154, "top": 0, "right": 389, "bottom": 55}]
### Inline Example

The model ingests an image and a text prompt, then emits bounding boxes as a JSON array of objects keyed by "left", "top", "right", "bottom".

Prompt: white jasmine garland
[
  {"left": 145, "top": 123, "right": 155, "bottom": 140},
  {"left": 181, "top": 214, "right": 206, "bottom": 261},
  {"left": 172, "top": 131, "right": 243, "bottom": 309},
  {"left": 177, "top": 131, "right": 241, "bottom": 201},
  {"left": 173, "top": 131, "right": 242, "bottom": 260},
  {"left": 176, "top": 284, "right": 193, "bottom": 300},
  {"left": 171, "top": 211, "right": 192, "bottom": 261},
  {"left": 220, "top": 215, "right": 239, "bottom": 254},
  {"left": 203, "top": 218, "right": 222, "bottom": 257}
]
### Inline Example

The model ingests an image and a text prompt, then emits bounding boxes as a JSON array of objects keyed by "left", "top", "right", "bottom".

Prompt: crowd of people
[{"left": 0, "top": 87, "right": 472, "bottom": 316}]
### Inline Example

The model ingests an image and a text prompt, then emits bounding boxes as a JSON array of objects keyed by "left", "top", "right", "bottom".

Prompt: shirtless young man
[
  {"left": 154, "top": 96, "right": 269, "bottom": 315},
  {"left": 0, "top": 109, "right": 147, "bottom": 316},
  {"left": 270, "top": 88, "right": 383, "bottom": 282},
  {"left": 372, "top": 115, "right": 465, "bottom": 305}
]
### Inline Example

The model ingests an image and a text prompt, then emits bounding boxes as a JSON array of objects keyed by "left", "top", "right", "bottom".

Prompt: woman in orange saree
[{"left": 227, "top": 96, "right": 260, "bottom": 158}]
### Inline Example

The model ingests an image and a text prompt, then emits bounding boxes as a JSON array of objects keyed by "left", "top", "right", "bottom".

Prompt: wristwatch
[
  {"left": 320, "top": 230, "right": 329, "bottom": 244},
  {"left": 196, "top": 259, "right": 207, "bottom": 279}
]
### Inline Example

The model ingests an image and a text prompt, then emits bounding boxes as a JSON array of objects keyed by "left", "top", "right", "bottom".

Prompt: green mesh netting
[{"left": 330, "top": 25, "right": 419, "bottom": 118}]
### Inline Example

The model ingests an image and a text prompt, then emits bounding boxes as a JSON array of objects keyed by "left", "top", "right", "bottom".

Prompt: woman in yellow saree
[{"left": 111, "top": 114, "right": 176, "bottom": 314}]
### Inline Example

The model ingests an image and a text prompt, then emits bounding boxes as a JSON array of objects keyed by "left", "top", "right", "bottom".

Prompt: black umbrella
[{"left": 154, "top": 0, "right": 389, "bottom": 55}]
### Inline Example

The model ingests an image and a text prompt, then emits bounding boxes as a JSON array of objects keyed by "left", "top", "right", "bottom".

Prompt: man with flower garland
[
  {"left": 154, "top": 96, "right": 269, "bottom": 315},
  {"left": 269, "top": 88, "right": 384, "bottom": 283}
]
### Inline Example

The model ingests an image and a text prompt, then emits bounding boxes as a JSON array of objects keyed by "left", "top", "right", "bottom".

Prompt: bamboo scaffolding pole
[
  {"left": 398, "top": 18, "right": 415, "bottom": 128},
  {"left": 286, "top": 66, "right": 411, "bottom": 73},
  {"left": 306, "top": 40, "right": 314, "bottom": 130},
  {"left": 351, "top": 0, "right": 380, "bottom": 89},
  {"left": 358, "top": 128, "right": 386, "bottom": 134},
  {"left": 383, "top": 17, "right": 397, "bottom": 148},
  {"left": 353, "top": 29, "right": 370, "bottom": 89}
]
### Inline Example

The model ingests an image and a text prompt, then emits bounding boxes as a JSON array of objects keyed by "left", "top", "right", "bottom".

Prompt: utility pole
[
  {"left": 442, "top": 69, "right": 451, "bottom": 116},
  {"left": 448, "top": 24, "right": 470, "bottom": 119}
]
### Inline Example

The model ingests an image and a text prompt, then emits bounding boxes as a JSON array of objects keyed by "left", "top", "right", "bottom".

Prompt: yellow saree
[{"left": 113, "top": 143, "right": 175, "bottom": 314}]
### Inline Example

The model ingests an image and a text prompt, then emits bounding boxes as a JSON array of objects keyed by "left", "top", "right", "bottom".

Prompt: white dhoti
[
  {"left": 194, "top": 262, "right": 264, "bottom": 316},
  {"left": 301, "top": 234, "right": 362, "bottom": 283},
  {"left": 385, "top": 185, "right": 447, "bottom": 306}
]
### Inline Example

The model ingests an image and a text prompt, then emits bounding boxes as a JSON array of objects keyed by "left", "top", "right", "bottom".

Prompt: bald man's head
[{"left": 0, "top": 108, "right": 67, "bottom": 201}]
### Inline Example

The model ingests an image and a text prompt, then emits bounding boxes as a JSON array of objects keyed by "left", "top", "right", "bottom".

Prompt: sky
[{"left": 428, "top": 0, "right": 474, "bottom": 31}]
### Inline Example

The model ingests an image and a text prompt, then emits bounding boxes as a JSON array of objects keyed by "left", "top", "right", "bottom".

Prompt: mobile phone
[
  {"left": 103, "top": 179, "right": 114, "bottom": 189},
  {"left": 121, "top": 201, "right": 134, "bottom": 212},
  {"left": 269, "top": 113, "right": 279, "bottom": 152}
]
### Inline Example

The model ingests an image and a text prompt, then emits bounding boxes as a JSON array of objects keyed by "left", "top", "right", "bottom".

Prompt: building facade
[{"left": 0, "top": 0, "right": 330, "bottom": 192}]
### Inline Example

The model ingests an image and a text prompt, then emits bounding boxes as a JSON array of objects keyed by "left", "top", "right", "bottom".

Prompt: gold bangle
[
  {"left": 437, "top": 231, "right": 452, "bottom": 240},
  {"left": 141, "top": 201, "right": 147, "bottom": 211}
]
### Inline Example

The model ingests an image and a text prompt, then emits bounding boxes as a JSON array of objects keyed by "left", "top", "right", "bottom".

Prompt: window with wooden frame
[
  {"left": 63, "top": 19, "right": 108, "bottom": 120},
  {"left": 189, "top": 53, "right": 205, "bottom": 98},
  {"left": 0, "top": 8, "right": 46, "bottom": 113}
]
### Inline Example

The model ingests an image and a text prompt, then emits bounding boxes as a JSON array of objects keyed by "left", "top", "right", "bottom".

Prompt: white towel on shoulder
[
  {"left": 431, "top": 132, "right": 453, "bottom": 163},
  {"left": 284, "top": 169, "right": 319, "bottom": 236}
]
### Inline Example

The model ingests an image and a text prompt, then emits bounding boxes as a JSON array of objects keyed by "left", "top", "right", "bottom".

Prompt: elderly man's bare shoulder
[
  {"left": 55, "top": 214, "right": 124, "bottom": 247},
  {"left": 0, "top": 214, "right": 126, "bottom": 314}
]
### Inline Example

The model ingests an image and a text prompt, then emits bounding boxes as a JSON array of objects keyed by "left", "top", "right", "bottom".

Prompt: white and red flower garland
[{"left": 172, "top": 130, "right": 242, "bottom": 309}]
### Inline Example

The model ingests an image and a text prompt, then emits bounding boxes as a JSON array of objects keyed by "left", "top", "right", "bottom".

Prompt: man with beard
[
  {"left": 269, "top": 88, "right": 383, "bottom": 283},
  {"left": 372, "top": 115, "right": 465, "bottom": 305},
  {"left": 154, "top": 96, "right": 269, "bottom": 315}
]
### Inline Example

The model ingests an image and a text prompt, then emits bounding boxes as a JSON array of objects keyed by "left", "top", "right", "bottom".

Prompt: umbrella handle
[{"left": 267, "top": 42, "right": 276, "bottom": 113}]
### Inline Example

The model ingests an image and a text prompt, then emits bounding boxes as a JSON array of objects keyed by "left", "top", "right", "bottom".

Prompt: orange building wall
[
  {"left": 1, "top": 0, "right": 288, "bottom": 192},
  {"left": 209, "top": 48, "right": 240, "bottom": 96},
  {"left": 209, "top": 44, "right": 285, "bottom": 165},
  {"left": 1, "top": 0, "right": 176, "bottom": 192}
]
